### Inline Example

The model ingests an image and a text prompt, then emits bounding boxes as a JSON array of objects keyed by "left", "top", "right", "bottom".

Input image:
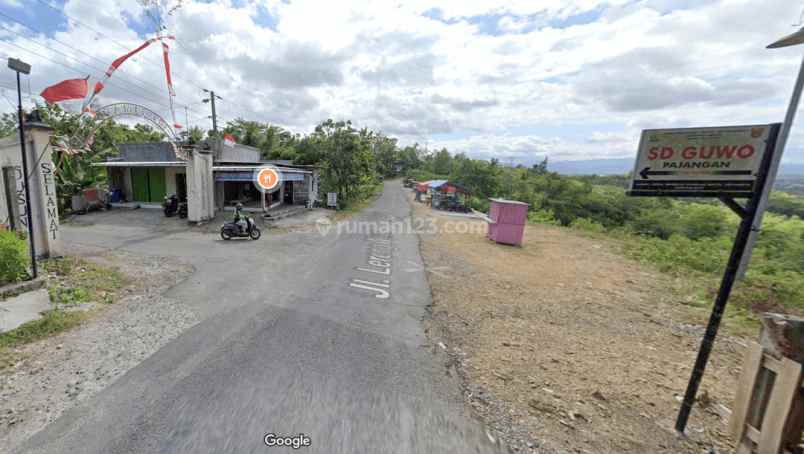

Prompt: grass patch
[
  {"left": 0, "top": 310, "right": 88, "bottom": 350},
  {"left": 0, "top": 256, "right": 126, "bottom": 360},
  {"left": 43, "top": 256, "right": 125, "bottom": 306}
]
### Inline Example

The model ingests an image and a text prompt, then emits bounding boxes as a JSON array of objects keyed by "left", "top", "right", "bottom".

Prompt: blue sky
[{"left": 0, "top": 0, "right": 803, "bottom": 167}]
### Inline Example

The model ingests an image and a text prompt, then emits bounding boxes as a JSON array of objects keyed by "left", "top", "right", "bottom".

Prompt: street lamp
[
  {"left": 7, "top": 57, "right": 37, "bottom": 279},
  {"left": 735, "top": 28, "right": 804, "bottom": 278}
]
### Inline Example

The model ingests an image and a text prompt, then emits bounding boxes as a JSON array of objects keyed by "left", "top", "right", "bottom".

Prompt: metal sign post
[
  {"left": 8, "top": 58, "right": 37, "bottom": 279},
  {"left": 627, "top": 123, "right": 782, "bottom": 433},
  {"left": 738, "top": 46, "right": 804, "bottom": 278}
]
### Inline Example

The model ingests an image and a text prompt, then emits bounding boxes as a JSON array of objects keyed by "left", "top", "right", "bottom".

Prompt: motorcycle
[
  {"left": 163, "top": 194, "right": 179, "bottom": 217},
  {"left": 220, "top": 216, "right": 261, "bottom": 240},
  {"left": 163, "top": 195, "right": 188, "bottom": 218}
]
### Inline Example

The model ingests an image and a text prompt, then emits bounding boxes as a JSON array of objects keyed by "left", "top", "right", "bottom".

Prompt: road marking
[{"left": 349, "top": 236, "right": 393, "bottom": 299}]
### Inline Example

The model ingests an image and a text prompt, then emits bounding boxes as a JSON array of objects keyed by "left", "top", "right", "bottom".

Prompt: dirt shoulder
[
  {"left": 0, "top": 249, "right": 199, "bottom": 451},
  {"left": 412, "top": 193, "right": 746, "bottom": 454}
]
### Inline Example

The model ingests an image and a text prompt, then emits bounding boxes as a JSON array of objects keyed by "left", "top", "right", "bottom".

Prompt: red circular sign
[{"left": 256, "top": 167, "right": 280, "bottom": 191}]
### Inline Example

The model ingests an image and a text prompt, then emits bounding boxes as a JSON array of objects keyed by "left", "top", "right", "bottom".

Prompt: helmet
[{"left": 236, "top": 203, "right": 243, "bottom": 209}]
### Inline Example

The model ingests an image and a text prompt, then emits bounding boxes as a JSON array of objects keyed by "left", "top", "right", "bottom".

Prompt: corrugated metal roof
[
  {"left": 110, "top": 142, "right": 177, "bottom": 163},
  {"left": 92, "top": 161, "right": 186, "bottom": 167}
]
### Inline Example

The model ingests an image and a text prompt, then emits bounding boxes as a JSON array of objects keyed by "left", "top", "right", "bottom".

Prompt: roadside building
[
  {"left": 94, "top": 139, "right": 319, "bottom": 220},
  {"left": 101, "top": 142, "right": 187, "bottom": 207}
]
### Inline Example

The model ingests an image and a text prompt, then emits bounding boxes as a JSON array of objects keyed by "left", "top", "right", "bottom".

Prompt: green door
[
  {"left": 130, "top": 168, "right": 166, "bottom": 203},
  {"left": 131, "top": 168, "right": 149, "bottom": 202},
  {"left": 147, "top": 169, "right": 166, "bottom": 202}
]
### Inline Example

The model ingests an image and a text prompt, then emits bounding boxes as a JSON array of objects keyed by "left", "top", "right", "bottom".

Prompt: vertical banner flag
[
  {"left": 223, "top": 133, "right": 236, "bottom": 147},
  {"left": 162, "top": 40, "right": 181, "bottom": 129}
]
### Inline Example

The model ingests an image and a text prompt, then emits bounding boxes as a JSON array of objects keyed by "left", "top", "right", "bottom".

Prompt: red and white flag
[
  {"left": 162, "top": 41, "right": 182, "bottom": 129},
  {"left": 223, "top": 133, "right": 236, "bottom": 147},
  {"left": 39, "top": 77, "right": 89, "bottom": 104}
]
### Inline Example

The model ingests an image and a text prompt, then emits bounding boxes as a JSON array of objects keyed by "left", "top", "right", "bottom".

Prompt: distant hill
[
  {"left": 547, "top": 158, "right": 633, "bottom": 175},
  {"left": 549, "top": 158, "right": 804, "bottom": 176}
]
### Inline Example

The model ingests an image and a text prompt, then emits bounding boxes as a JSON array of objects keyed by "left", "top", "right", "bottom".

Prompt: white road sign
[{"left": 629, "top": 124, "right": 776, "bottom": 197}]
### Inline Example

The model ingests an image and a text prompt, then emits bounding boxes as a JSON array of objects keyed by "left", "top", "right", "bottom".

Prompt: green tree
[
  {"left": 309, "top": 119, "right": 377, "bottom": 205},
  {"left": 432, "top": 148, "right": 452, "bottom": 175},
  {"left": 0, "top": 112, "right": 16, "bottom": 138}
]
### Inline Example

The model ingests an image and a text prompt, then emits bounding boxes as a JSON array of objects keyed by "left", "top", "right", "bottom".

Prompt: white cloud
[{"left": 2, "top": 0, "right": 804, "bottom": 162}]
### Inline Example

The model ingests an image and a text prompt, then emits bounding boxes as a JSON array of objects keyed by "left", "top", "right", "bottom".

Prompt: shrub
[
  {"left": 468, "top": 197, "right": 489, "bottom": 213},
  {"left": 678, "top": 204, "right": 728, "bottom": 239},
  {"left": 0, "top": 229, "right": 29, "bottom": 285},
  {"left": 570, "top": 217, "right": 606, "bottom": 233},
  {"left": 528, "top": 209, "right": 561, "bottom": 226}
]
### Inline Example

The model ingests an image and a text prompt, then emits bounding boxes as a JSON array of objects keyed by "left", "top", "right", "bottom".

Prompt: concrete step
[{"left": 263, "top": 206, "right": 307, "bottom": 221}]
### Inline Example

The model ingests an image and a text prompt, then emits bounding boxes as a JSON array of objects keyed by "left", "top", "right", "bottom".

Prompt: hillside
[{"left": 413, "top": 197, "right": 743, "bottom": 453}]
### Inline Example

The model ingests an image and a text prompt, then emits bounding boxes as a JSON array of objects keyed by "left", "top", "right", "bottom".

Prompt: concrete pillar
[
  {"left": 215, "top": 181, "right": 224, "bottom": 212},
  {"left": 187, "top": 148, "right": 214, "bottom": 223},
  {"left": 0, "top": 116, "right": 61, "bottom": 257}
]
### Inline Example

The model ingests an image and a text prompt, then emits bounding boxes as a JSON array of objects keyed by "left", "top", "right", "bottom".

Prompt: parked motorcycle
[
  {"left": 163, "top": 194, "right": 180, "bottom": 217},
  {"left": 178, "top": 200, "right": 188, "bottom": 219},
  {"left": 220, "top": 216, "right": 261, "bottom": 240}
]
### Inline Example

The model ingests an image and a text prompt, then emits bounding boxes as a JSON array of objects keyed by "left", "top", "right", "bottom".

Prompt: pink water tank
[{"left": 487, "top": 198, "right": 529, "bottom": 246}]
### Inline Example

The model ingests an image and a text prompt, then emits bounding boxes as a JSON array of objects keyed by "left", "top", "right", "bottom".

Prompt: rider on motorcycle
[{"left": 233, "top": 203, "right": 247, "bottom": 233}]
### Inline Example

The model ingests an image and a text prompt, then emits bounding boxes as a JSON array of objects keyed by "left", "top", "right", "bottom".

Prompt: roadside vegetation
[
  {"left": 405, "top": 151, "right": 804, "bottom": 326},
  {"left": 220, "top": 118, "right": 414, "bottom": 209},
  {"left": 0, "top": 228, "right": 29, "bottom": 286},
  {"left": 0, "top": 257, "right": 125, "bottom": 364}
]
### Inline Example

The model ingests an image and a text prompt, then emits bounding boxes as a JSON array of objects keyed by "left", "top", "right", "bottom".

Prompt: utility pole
[{"left": 202, "top": 89, "right": 222, "bottom": 134}]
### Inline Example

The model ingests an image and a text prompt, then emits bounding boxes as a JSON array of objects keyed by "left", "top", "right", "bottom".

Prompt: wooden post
[{"left": 730, "top": 314, "right": 804, "bottom": 454}]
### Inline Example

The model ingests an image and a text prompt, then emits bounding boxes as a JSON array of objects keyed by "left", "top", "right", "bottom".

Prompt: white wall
[
  {"left": 187, "top": 150, "right": 214, "bottom": 222},
  {"left": 0, "top": 123, "right": 61, "bottom": 257}
]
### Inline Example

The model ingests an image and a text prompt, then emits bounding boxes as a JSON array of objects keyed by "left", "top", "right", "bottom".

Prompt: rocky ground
[
  {"left": 0, "top": 249, "right": 199, "bottom": 451},
  {"left": 412, "top": 194, "right": 747, "bottom": 454}
]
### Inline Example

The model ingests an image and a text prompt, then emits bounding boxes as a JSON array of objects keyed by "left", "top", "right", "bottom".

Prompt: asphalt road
[{"left": 15, "top": 181, "right": 501, "bottom": 454}]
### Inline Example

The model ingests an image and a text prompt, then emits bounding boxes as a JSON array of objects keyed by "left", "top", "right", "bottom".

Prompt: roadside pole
[
  {"left": 626, "top": 122, "right": 782, "bottom": 434},
  {"left": 674, "top": 124, "right": 781, "bottom": 432},
  {"left": 738, "top": 40, "right": 804, "bottom": 278},
  {"left": 8, "top": 58, "right": 37, "bottom": 279}
]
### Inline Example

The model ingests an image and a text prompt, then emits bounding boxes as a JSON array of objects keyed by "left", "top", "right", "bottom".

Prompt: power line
[
  {"left": 0, "top": 36, "right": 203, "bottom": 121},
  {"left": 0, "top": 37, "right": 180, "bottom": 116},
  {"left": 34, "top": 0, "right": 208, "bottom": 94},
  {"left": 0, "top": 9, "right": 172, "bottom": 102},
  {"left": 0, "top": 19, "right": 201, "bottom": 114}
]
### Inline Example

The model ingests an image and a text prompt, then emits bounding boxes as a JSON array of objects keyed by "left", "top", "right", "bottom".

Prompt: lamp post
[
  {"left": 737, "top": 28, "right": 804, "bottom": 277},
  {"left": 7, "top": 57, "right": 37, "bottom": 279}
]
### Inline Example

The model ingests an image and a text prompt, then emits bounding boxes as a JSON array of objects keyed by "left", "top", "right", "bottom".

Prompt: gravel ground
[
  {"left": 0, "top": 249, "right": 200, "bottom": 451},
  {"left": 412, "top": 193, "right": 746, "bottom": 454}
]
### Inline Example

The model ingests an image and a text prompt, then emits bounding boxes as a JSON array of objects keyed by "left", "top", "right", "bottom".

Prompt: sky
[{"left": 0, "top": 0, "right": 804, "bottom": 166}]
